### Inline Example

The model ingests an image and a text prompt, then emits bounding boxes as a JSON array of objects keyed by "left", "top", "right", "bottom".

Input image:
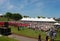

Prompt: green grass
[
  {"left": 0, "top": 36, "right": 18, "bottom": 41},
  {"left": 0, "top": 17, "right": 8, "bottom": 21},
  {"left": 11, "top": 26, "right": 46, "bottom": 39},
  {"left": 55, "top": 28, "right": 60, "bottom": 40},
  {"left": 11, "top": 26, "right": 60, "bottom": 40}
]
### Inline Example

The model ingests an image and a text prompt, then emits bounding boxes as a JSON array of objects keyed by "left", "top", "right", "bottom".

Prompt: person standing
[
  {"left": 18, "top": 26, "right": 20, "bottom": 31},
  {"left": 46, "top": 35, "right": 49, "bottom": 41},
  {"left": 49, "top": 28, "right": 55, "bottom": 41},
  {"left": 38, "top": 34, "right": 41, "bottom": 41}
]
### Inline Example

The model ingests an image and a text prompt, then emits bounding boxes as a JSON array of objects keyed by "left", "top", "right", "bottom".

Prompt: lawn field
[
  {"left": 0, "top": 36, "right": 18, "bottom": 41},
  {"left": 0, "top": 17, "right": 8, "bottom": 21},
  {"left": 11, "top": 26, "right": 60, "bottom": 40},
  {"left": 11, "top": 26, "right": 46, "bottom": 39},
  {"left": 55, "top": 28, "right": 60, "bottom": 40}
]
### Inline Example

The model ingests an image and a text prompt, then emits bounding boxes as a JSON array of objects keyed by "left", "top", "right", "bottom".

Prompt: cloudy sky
[{"left": 0, "top": 0, "right": 60, "bottom": 17}]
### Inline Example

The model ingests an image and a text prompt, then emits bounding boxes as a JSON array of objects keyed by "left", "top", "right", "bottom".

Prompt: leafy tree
[
  {"left": 4, "top": 12, "right": 22, "bottom": 21},
  {"left": 37, "top": 16, "right": 45, "bottom": 18},
  {"left": 5, "top": 12, "right": 12, "bottom": 18},
  {"left": 11, "top": 13, "right": 22, "bottom": 21},
  {"left": 11, "top": 13, "right": 22, "bottom": 31},
  {"left": 23, "top": 15, "right": 30, "bottom": 18},
  {"left": 37, "top": 16, "right": 40, "bottom": 18},
  {"left": 5, "top": 12, "right": 12, "bottom": 21}
]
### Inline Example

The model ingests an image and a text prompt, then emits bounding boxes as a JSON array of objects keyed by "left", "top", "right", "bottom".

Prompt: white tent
[
  {"left": 21, "top": 17, "right": 56, "bottom": 22},
  {"left": 54, "top": 23, "right": 60, "bottom": 25}
]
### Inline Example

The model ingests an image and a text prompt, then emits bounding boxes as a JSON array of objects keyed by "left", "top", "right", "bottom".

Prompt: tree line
[
  {"left": 3, "top": 12, "right": 60, "bottom": 22},
  {"left": 4, "top": 12, "right": 22, "bottom": 21}
]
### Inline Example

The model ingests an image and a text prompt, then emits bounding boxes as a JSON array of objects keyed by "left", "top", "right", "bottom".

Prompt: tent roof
[
  {"left": 21, "top": 17, "right": 56, "bottom": 22},
  {"left": 54, "top": 23, "right": 60, "bottom": 25}
]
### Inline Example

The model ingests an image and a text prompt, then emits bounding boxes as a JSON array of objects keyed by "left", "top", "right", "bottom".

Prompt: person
[
  {"left": 48, "top": 38, "right": 50, "bottom": 41},
  {"left": 18, "top": 26, "right": 20, "bottom": 31},
  {"left": 53, "top": 30, "right": 56, "bottom": 37},
  {"left": 38, "top": 34, "right": 41, "bottom": 41},
  {"left": 49, "top": 28, "right": 55, "bottom": 41},
  {"left": 46, "top": 35, "right": 49, "bottom": 41},
  {"left": 46, "top": 31, "right": 50, "bottom": 37},
  {"left": 51, "top": 30, "right": 56, "bottom": 41}
]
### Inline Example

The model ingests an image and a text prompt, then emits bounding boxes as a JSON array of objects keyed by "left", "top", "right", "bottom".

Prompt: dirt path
[{"left": 8, "top": 34, "right": 38, "bottom": 41}]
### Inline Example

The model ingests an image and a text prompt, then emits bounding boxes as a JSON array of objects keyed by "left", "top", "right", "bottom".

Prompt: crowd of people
[{"left": 38, "top": 27, "right": 57, "bottom": 41}]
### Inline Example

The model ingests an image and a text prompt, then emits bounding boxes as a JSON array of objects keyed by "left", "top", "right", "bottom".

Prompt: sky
[{"left": 0, "top": 0, "right": 60, "bottom": 18}]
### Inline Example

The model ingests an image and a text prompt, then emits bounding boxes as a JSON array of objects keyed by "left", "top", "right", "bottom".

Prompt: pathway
[{"left": 8, "top": 34, "right": 38, "bottom": 41}]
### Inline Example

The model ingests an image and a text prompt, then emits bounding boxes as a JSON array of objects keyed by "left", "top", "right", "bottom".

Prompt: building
[
  {"left": 0, "top": 14, "right": 4, "bottom": 17},
  {"left": 20, "top": 17, "right": 56, "bottom": 31}
]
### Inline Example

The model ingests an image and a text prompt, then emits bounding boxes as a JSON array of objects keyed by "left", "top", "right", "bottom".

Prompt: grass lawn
[
  {"left": 0, "top": 36, "right": 18, "bottom": 41},
  {"left": 55, "top": 28, "right": 60, "bottom": 40},
  {"left": 11, "top": 26, "right": 46, "bottom": 39},
  {"left": 0, "top": 17, "right": 8, "bottom": 21},
  {"left": 11, "top": 26, "right": 60, "bottom": 40}
]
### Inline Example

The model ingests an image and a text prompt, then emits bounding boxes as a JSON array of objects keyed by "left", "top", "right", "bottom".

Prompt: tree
[
  {"left": 5, "top": 12, "right": 12, "bottom": 21},
  {"left": 23, "top": 15, "right": 30, "bottom": 18},
  {"left": 37, "top": 16, "right": 40, "bottom": 18},
  {"left": 4, "top": 12, "right": 22, "bottom": 21},
  {"left": 11, "top": 13, "right": 22, "bottom": 31},
  {"left": 37, "top": 16, "right": 45, "bottom": 18},
  {"left": 12, "top": 13, "right": 22, "bottom": 21},
  {"left": 5, "top": 12, "right": 12, "bottom": 18}
]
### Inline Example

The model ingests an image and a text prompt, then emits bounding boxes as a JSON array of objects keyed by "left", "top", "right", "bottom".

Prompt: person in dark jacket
[
  {"left": 18, "top": 26, "right": 20, "bottom": 31},
  {"left": 38, "top": 34, "right": 41, "bottom": 41},
  {"left": 46, "top": 35, "right": 49, "bottom": 41}
]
